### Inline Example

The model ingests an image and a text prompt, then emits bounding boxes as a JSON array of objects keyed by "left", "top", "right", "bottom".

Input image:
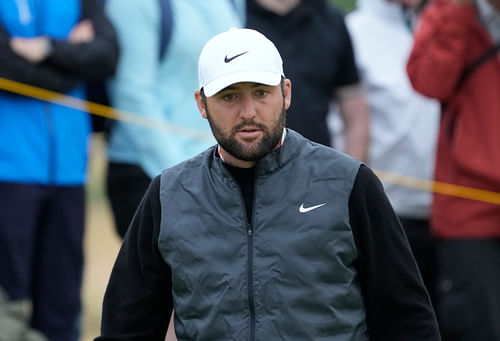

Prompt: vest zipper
[
  {"left": 229, "top": 169, "right": 257, "bottom": 341},
  {"left": 247, "top": 176, "right": 258, "bottom": 341},
  {"left": 247, "top": 221, "right": 255, "bottom": 341}
]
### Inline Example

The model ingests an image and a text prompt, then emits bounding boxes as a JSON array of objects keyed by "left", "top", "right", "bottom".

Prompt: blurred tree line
[{"left": 329, "top": 0, "right": 356, "bottom": 13}]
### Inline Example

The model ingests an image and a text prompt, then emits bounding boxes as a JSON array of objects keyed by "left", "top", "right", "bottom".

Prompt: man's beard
[{"left": 206, "top": 105, "right": 286, "bottom": 162}]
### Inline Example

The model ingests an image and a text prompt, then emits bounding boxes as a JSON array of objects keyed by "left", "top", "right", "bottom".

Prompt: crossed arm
[{"left": 0, "top": 0, "right": 118, "bottom": 94}]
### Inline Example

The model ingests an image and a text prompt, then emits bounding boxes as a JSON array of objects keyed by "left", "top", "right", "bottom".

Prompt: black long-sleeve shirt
[{"left": 96, "top": 164, "right": 440, "bottom": 341}]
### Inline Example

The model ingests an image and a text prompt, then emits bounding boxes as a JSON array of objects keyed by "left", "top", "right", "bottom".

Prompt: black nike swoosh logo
[{"left": 224, "top": 51, "right": 249, "bottom": 63}]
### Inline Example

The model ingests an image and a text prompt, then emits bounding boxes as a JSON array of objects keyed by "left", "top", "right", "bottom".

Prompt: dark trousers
[
  {"left": 399, "top": 217, "right": 438, "bottom": 308},
  {"left": 0, "top": 182, "right": 84, "bottom": 341},
  {"left": 107, "top": 162, "right": 152, "bottom": 238},
  {"left": 437, "top": 238, "right": 500, "bottom": 341}
]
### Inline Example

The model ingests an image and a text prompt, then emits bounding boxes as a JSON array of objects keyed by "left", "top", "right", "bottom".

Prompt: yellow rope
[
  {"left": 0, "top": 77, "right": 213, "bottom": 142},
  {"left": 2, "top": 77, "right": 500, "bottom": 205},
  {"left": 374, "top": 170, "right": 500, "bottom": 205}
]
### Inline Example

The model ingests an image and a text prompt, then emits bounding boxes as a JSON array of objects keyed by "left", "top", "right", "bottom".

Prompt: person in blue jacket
[
  {"left": 0, "top": 0, "right": 118, "bottom": 340},
  {"left": 104, "top": 0, "right": 245, "bottom": 238}
]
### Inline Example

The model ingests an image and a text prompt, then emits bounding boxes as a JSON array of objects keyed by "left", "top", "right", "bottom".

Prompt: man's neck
[{"left": 255, "top": 0, "right": 301, "bottom": 15}]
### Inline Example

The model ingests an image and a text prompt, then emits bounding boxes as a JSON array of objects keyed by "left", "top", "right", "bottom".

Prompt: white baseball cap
[{"left": 198, "top": 28, "right": 284, "bottom": 97}]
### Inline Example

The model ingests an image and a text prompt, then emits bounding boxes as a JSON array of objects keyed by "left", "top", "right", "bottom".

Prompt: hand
[
  {"left": 69, "top": 19, "right": 95, "bottom": 43},
  {"left": 9, "top": 36, "right": 52, "bottom": 63}
]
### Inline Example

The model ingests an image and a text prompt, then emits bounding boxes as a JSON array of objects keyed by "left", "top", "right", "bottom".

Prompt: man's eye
[
  {"left": 222, "top": 93, "right": 237, "bottom": 101},
  {"left": 254, "top": 89, "right": 269, "bottom": 97}
]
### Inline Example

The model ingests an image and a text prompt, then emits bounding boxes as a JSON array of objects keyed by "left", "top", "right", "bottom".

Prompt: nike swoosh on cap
[
  {"left": 224, "top": 51, "right": 249, "bottom": 63},
  {"left": 299, "top": 203, "right": 327, "bottom": 213}
]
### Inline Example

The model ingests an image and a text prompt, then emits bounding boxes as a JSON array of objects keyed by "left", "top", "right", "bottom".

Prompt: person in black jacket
[
  {"left": 246, "top": 0, "right": 370, "bottom": 162},
  {"left": 0, "top": 1, "right": 118, "bottom": 341},
  {"left": 96, "top": 28, "right": 440, "bottom": 341}
]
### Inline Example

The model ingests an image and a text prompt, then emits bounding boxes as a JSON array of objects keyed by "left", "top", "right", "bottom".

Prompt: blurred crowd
[{"left": 0, "top": 0, "right": 498, "bottom": 340}]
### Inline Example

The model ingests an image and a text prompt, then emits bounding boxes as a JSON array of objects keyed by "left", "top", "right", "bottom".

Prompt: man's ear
[
  {"left": 284, "top": 78, "right": 292, "bottom": 110},
  {"left": 194, "top": 90, "right": 208, "bottom": 119}
]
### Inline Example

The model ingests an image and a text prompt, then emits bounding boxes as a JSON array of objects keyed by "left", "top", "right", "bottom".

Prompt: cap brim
[{"left": 202, "top": 71, "right": 282, "bottom": 97}]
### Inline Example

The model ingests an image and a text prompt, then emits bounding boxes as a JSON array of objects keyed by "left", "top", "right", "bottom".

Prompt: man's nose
[{"left": 239, "top": 93, "right": 257, "bottom": 119}]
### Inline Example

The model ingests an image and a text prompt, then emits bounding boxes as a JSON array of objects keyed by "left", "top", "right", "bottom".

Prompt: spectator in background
[
  {"left": 407, "top": 0, "right": 500, "bottom": 339},
  {"left": 104, "top": 0, "right": 245, "bottom": 238},
  {"left": 330, "top": 0, "right": 440, "bottom": 306},
  {"left": 0, "top": 1, "right": 119, "bottom": 341},
  {"left": 246, "top": 0, "right": 370, "bottom": 161}
]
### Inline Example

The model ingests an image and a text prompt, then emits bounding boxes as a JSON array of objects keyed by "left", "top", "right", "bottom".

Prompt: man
[
  {"left": 104, "top": 0, "right": 244, "bottom": 238},
  {"left": 330, "top": 0, "right": 440, "bottom": 305},
  {"left": 96, "top": 28, "right": 440, "bottom": 340},
  {"left": 0, "top": 1, "right": 119, "bottom": 340},
  {"left": 246, "top": 0, "right": 370, "bottom": 161},
  {"left": 407, "top": 0, "right": 500, "bottom": 339}
]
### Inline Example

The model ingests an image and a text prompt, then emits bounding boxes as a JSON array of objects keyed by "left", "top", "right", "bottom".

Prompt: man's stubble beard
[{"left": 205, "top": 102, "right": 286, "bottom": 162}]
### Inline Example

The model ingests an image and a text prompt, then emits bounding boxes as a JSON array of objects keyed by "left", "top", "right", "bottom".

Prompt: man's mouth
[{"left": 237, "top": 126, "right": 262, "bottom": 139}]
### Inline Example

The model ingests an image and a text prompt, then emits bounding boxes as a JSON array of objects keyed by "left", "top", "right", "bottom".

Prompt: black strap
[
  {"left": 157, "top": 0, "right": 239, "bottom": 61},
  {"left": 157, "top": 0, "right": 172, "bottom": 60},
  {"left": 458, "top": 42, "right": 500, "bottom": 86},
  {"left": 442, "top": 43, "right": 500, "bottom": 112}
]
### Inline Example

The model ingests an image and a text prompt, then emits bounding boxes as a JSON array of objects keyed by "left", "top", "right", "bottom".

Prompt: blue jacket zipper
[{"left": 44, "top": 103, "right": 56, "bottom": 185}]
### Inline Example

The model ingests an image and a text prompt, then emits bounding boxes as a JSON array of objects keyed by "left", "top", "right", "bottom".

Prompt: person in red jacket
[{"left": 407, "top": 0, "right": 500, "bottom": 340}]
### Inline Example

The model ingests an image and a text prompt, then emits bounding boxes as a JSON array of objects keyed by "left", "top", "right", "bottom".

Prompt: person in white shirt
[{"left": 330, "top": 0, "right": 440, "bottom": 305}]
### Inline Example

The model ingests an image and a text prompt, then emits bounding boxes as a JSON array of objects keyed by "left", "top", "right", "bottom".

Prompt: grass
[
  {"left": 82, "top": 134, "right": 177, "bottom": 341},
  {"left": 81, "top": 134, "right": 121, "bottom": 341}
]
